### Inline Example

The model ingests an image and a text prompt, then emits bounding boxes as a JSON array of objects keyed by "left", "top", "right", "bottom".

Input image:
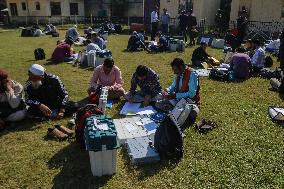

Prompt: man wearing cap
[
  {"left": 51, "top": 38, "right": 75, "bottom": 63},
  {"left": 187, "top": 9, "right": 198, "bottom": 46},
  {"left": 178, "top": 10, "right": 188, "bottom": 43},
  {"left": 160, "top": 8, "right": 170, "bottom": 35},
  {"left": 191, "top": 41, "right": 212, "bottom": 67},
  {"left": 65, "top": 25, "right": 79, "bottom": 41},
  {"left": 25, "top": 64, "right": 69, "bottom": 120},
  {"left": 91, "top": 32, "right": 105, "bottom": 50},
  {"left": 151, "top": 6, "right": 159, "bottom": 41},
  {"left": 0, "top": 69, "right": 26, "bottom": 130}
]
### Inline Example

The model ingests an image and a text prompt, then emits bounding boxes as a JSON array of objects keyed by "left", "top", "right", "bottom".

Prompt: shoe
[
  {"left": 47, "top": 128, "right": 68, "bottom": 139},
  {"left": 54, "top": 125, "right": 74, "bottom": 137}
]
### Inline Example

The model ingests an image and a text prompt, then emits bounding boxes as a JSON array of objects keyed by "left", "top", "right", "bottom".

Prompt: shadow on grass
[
  {"left": 48, "top": 142, "right": 112, "bottom": 189},
  {"left": 119, "top": 146, "right": 179, "bottom": 181}
]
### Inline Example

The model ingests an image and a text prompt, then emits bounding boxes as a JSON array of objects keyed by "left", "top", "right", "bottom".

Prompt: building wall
[
  {"left": 7, "top": 0, "right": 85, "bottom": 17},
  {"left": 159, "top": 0, "right": 179, "bottom": 18},
  {"left": 230, "top": 0, "right": 284, "bottom": 22},
  {"left": 193, "top": 0, "right": 221, "bottom": 26}
]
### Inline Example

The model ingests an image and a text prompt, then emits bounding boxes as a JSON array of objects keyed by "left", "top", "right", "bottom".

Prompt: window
[
  {"left": 282, "top": 6, "right": 284, "bottom": 17},
  {"left": 35, "top": 2, "right": 40, "bottom": 10},
  {"left": 22, "top": 2, "right": 26, "bottom": 10},
  {"left": 9, "top": 3, "right": 18, "bottom": 16},
  {"left": 70, "top": 3, "right": 79, "bottom": 15},
  {"left": 50, "top": 2, "right": 61, "bottom": 16}
]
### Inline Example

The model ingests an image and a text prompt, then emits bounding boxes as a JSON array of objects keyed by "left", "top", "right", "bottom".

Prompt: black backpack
[
  {"left": 154, "top": 116, "right": 183, "bottom": 160},
  {"left": 209, "top": 68, "right": 228, "bottom": 81},
  {"left": 265, "top": 56, "right": 273, "bottom": 68},
  {"left": 34, "top": 48, "right": 46, "bottom": 60}
]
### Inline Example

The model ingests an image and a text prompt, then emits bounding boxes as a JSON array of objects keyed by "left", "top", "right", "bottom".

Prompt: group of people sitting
[
  {"left": 31, "top": 24, "right": 57, "bottom": 37},
  {"left": 51, "top": 26, "right": 106, "bottom": 63},
  {"left": 191, "top": 38, "right": 266, "bottom": 80},
  {"left": 0, "top": 57, "right": 200, "bottom": 131},
  {"left": 126, "top": 30, "right": 169, "bottom": 53}
]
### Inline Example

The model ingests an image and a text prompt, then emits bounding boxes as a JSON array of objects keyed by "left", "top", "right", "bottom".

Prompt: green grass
[{"left": 1, "top": 29, "right": 284, "bottom": 189}]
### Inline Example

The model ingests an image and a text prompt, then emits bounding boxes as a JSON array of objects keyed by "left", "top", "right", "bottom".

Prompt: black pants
[
  {"left": 180, "top": 27, "right": 187, "bottom": 43},
  {"left": 151, "top": 22, "right": 158, "bottom": 41}
]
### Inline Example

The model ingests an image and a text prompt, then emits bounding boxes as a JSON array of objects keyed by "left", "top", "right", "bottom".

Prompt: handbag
[{"left": 268, "top": 106, "right": 284, "bottom": 121}]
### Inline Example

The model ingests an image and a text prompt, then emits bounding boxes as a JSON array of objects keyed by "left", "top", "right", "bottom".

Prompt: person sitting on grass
[
  {"left": 91, "top": 32, "right": 105, "bottom": 50},
  {"left": 251, "top": 39, "right": 265, "bottom": 74},
  {"left": 88, "top": 58, "right": 125, "bottom": 100},
  {"left": 43, "top": 24, "right": 52, "bottom": 35},
  {"left": 229, "top": 47, "right": 252, "bottom": 80},
  {"left": 150, "top": 32, "right": 169, "bottom": 52},
  {"left": 124, "top": 65, "right": 162, "bottom": 106},
  {"left": 25, "top": 64, "right": 69, "bottom": 120},
  {"left": 0, "top": 69, "right": 26, "bottom": 130},
  {"left": 126, "top": 31, "right": 147, "bottom": 52},
  {"left": 191, "top": 41, "right": 212, "bottom": 68},
  {"left": 85, "top": 39, "right": 102, "bottom": 53},
  {"left": 65, "top": 25, "right": 79, "bottom": 41},
  {"left": 51, "top": 37, "right": 75, "bottom": 63},
  {"left": 155, "top": 58, "right": 200, "bottom": 128}
]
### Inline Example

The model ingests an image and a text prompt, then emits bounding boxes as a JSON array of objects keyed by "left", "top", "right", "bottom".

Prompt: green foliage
[{"left": 0, "top": 29, "right": 284, "bottom": 188}]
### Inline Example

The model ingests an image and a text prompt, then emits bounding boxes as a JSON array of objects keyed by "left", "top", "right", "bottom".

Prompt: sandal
[
  {"left": 47, "top": 128, "right": 68, "bottom": 139},
  {"left": 195, "top": 119, "right": 217, "bottom": 133},
  {"left": 54, "top": 125, "right": 74, "bottom": 137}
]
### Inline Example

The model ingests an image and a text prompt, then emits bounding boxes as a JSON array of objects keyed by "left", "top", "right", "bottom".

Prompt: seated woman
[
  {"left": 126, "top": 31, "right": 147, "bottom": 52},
  {"left": 51, "top": 37, "right": 75, "bottom": 63},
  {"left": 0, "top": 69, "right": 27, "bottom": 130}
]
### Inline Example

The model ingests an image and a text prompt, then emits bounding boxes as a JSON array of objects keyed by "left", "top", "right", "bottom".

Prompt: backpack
[
  {"left": 75, "top": 104, "right": 103, "bottom": 148},
  {"left": 154, "top": 116, "right": 183, "bottom": 160},
  {"left": 265, "top": 56, "right": 273, "bottom": 68},
  {"left": 34, "top": 48, "right": 46, "bottom": 60},
  {"left": 209, "top": 68, "right": 228, "bottom": 81}
]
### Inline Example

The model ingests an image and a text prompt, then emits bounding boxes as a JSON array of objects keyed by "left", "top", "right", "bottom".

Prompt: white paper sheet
[
  {"left": 95, "top": 123, "right": 109, "bottom": 131},
  {"left": 120, "top": 102, "right": 157, "bottom": 115}
]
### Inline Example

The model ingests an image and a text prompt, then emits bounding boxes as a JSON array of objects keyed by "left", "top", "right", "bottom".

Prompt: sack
[
  {"left": 209, "top": 68, "right": 228, "bottom": 81},
  {"left": 21, "top": 28, "right": 34, "bottom": 37},
  {"left": 52, "top": 32, "right": 59, "bottom": 37},
  {"left": 87, "top": 50, "right": 96, "bottom": 67},
  {"left": 154, "top": 116, "right": 183, "bottom": 160},
  {"left": 75, "top": 104, "right": 103, "bottom": 148},
  {"left": 264, "top": 56, "right": 273, "bottom": 68},
  {"left": 169, "top": 98, "right": 195, "bottom": 129},
  {"left": 268, "top": 106, "right": 284, "bottom": 121},
  {"left": 34, "top": 48, "right": 45, "bottom": 60}
]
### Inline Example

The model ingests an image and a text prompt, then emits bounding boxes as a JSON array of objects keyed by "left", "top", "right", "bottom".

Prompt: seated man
[
  {"left": 0, "top": 69, "right": 26, "bottom": 130},
  {"left": 124, "top": 65, "right": 162, "bottom": 106},
  {"left": 88, "top": 58, "right": 125, "bottom": 100},
  {"left": 51, "top": 37, "right": 75, "bottom": 63},
  {"left": 91, "top": 32, "right": 105, "bottom": 50},
  {"left": 50, "top": 24, "right": 57, "bottom": 34},
  {"left": 156, "top": 58, "right": 200, "bottom": 127},
  {"left": 126, "top": 31, "right": 147, "bottom": 52},
  {"left": 43, "top": 24, "right": 52, "bottom": 35},
  {"left": 65, "top": 25, "right": 79, "bottom": 41},
  {"left": 229, "top": 47, "right": 252, "bottom": 79},
  {"left": 25, "top": 64, "right": 69, "bottom": 120},
  {"left": 33, "top": 28, "right": 44, "bottom": 37},
  {"left": 86, "top": 39, "right": 102, "bottom": 53},
  {"left": 191, "top": 41, "right": 211, "bottom": 67},
  {"left": 251, "top": 39, "right": 265, "bottom": 73},
  {"left": 150, "top": 32, "right": 169, "bottom": 52}
]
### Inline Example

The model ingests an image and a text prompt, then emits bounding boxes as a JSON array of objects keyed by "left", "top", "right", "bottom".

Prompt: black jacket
[
  {"left": 192, "top": 47, "right": 210, "bottom": 62},
  {"left": 25, "top": 73, "right": 69, "bottom": 110}
]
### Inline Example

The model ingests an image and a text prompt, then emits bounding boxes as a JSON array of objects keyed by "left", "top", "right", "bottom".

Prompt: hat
[{"left": 29, "top": 64, "right": 45, "bottom": 76}]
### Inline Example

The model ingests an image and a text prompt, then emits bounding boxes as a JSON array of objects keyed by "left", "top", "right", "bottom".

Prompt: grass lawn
[{"left": 1, "top": 28, "right": 284, "bottom": 189}]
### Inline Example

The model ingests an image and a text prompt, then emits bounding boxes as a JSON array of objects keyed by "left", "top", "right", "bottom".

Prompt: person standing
[
  {"left": 187, "top": 9, "right": 197, "bottom": 46},
  {"left": 178, "top": 11, "right": 188, "bottom": 43},
  {"left": 160, "top": 8, "right": 171, "bottom": 35},
  {"left": 151, "top": 7, "right": 159, "bottom": 41}
]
